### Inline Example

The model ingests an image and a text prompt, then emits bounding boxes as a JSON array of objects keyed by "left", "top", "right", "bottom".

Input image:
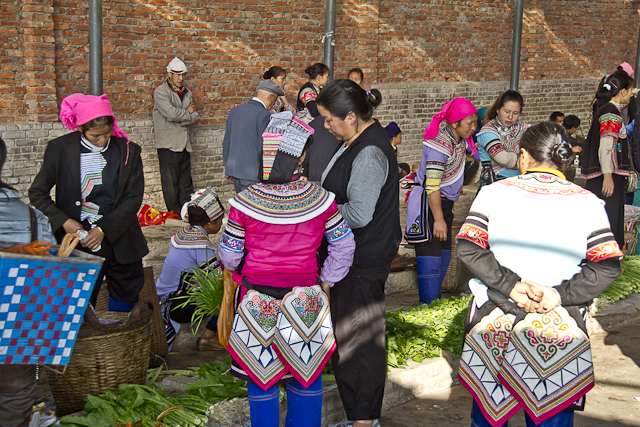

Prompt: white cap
[{"left": 167, "top": 57, "right": 187, "bottom": 74}]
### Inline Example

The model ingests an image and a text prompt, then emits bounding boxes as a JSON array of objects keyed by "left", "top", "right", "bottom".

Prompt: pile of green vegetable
[
  {"left": 60, "top": 358, "right": 246, "bottom": 427},
  {"left": 598, "top": 255, "right": 640, "bottom": 304},
  {"left": 386, "top": 297, "right": 470, "bottom": 369}
]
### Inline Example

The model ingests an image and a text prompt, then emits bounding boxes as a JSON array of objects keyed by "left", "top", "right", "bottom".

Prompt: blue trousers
[
  {"left": 471, "top": 400, "right": 574, "bottom": 427},
  {"left": 247, "top": 376, "right": 323, "bottom": 427}
]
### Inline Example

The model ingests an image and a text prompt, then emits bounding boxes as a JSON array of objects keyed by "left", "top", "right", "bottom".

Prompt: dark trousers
[
  {"left": 415, "top": 198, "right": 454, "bottom": 256},
  {"left": 0, "top": 365, "right": 37, "bottom": 427},
  {"left": 330, "top": 263, "right": 391, "bottom": 420},
  {"left": 86, "top": 237, "right": 145, "bottom": 306},
  {"left": 232, "top": 177, "right": 258, "bottom": 194},
  {"left": 157, "top": 148, "right": 194, "bottom": 214},
  {"left": 586, "top": 174, "right": 625, "bottom": 247}
]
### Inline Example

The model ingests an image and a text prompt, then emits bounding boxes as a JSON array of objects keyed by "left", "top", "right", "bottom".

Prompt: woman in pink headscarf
[
  {"left": 405, "top": 97, "right": 477, "bottom": 304},
  {"left": 29, "top": 93, "right": 149, "bottom": 312}
]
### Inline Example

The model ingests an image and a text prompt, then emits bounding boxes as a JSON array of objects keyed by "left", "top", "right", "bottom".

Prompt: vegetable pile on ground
[
  {"left": 597, "top": 255, "right": 640, "bottom": 306},
  {"left": 59, "top": 358, "right": 247, "bottom": 427},
  {"left": 386, "top": 297, "right": 470, "bottom": 369}
]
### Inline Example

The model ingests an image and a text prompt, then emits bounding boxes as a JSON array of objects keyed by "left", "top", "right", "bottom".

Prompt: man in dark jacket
[{"left": 222, "top": 80, "right": 283, "bottom": 193}]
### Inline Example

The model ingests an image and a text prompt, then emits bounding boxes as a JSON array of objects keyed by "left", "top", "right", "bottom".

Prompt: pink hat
[
  {"left": 59, "top": 93, "right": 131, "bottom": 163},
  {"left": 620, "top": 62, "right": 634, "bottom": 76},
  {"left": 423, "top": 97, "right": 477, "bottom": 144}
]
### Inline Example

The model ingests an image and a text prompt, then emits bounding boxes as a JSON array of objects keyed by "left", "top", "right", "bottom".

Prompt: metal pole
[
  {"left": 89, "top": 0, "right": 103, "bottom": 95},
  {"left": 323, "top": 0, "right": 336, "bottom": 80},
  {"left": 510, "top": 0, "right": 524, "bottom": 91},
  {"left": 635, "top": 25, "right": 640, "bottom": 87}
]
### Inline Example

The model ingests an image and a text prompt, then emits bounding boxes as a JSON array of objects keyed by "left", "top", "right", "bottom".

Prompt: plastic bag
[
  {"left": 137, "top": 204, "right": 180, "bottom": 227},
  {"left": 217, "top": 269, "right": 238, "bottom": 349}
]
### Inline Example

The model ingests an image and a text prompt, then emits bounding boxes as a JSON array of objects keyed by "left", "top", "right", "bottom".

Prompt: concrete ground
[{"left": 378, "top": 317, "right": 640, "bottom": 427}]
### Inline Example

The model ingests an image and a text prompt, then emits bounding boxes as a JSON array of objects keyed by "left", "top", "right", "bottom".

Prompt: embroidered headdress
[
  {"left": 180, "top": 187, "right": 225, "bottom": 223},
  {"left": 261, "top": 111, "right": 315, "bottom": 183}
]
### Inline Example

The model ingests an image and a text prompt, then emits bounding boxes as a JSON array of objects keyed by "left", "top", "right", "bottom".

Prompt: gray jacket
[
  {"left": 152, "top": 81, "right": 198, "bottom": 152},
  {"left": 0, "top": 189, "right": 54, "bottom": 244},
  {"left": 222, "top": 99, "right": 271, "bottom": 181}
]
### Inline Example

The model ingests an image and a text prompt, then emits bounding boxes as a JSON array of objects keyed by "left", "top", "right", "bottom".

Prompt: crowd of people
[{"left": 0, "top": 56, "right": 636, "bottom": 427}]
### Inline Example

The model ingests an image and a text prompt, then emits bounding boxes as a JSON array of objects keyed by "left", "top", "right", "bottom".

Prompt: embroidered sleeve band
[
  {"left": 324, "top": 209, "right": 352, "bottom": 243},
  {"left": 599, "top": 113, "right": 623, "bottom": 139},
  {"left": 219, "top": 218, "right": 245, "bottom": 253},
  {"left": 586, "top": 228, "right": 623, "bottom": 262},
  {"left": 424, "top": 160, "right": 445, "bottom": 194},
  {"left": 456, "top": 211, "right": 489, "bottom": 250},
  {"left": 300, "top": 88, "right": 317, "bottom": 106}
]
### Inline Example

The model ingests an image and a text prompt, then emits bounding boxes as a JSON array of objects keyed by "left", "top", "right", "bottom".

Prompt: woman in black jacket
[{"left": 29, "top": 93, "right": 149, "bottom": 311}]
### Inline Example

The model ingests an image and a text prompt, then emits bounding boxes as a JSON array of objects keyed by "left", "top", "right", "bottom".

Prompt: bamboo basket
[
  {"left": 95, "top": 265, "right": 168, "bottom": 358},
  {"left": 48, "top": 311, "right": 151, "bottom": 416},
  {"left": 442, "top": 221, "right": 467, "bottom": 292}
]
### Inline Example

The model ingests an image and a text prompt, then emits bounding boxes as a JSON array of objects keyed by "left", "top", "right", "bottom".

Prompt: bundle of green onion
[{"left": 172, "top": 267, "right": 224, "bottom": 332}]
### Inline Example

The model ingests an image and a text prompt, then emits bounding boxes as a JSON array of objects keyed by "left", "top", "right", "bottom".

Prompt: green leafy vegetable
[
  {"left": 172, "top": 266, "right": 224, "bottom": 333},
  {"left": 386, "top": 297, "right": 470, "bottom": 369},
  {"left": 598, "top": 255, "right": 640, "bottom": 304}
]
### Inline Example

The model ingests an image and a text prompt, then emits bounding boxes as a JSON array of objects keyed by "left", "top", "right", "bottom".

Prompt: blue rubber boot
[
  {"left": 108, "top": 296, "right": 136, "bottom": 313},
  {"left": 416, "top": 256, "right": 441, "bottom": 305},
  {"left": 438, "top": 250, "right": 452, "bottom": 293}
]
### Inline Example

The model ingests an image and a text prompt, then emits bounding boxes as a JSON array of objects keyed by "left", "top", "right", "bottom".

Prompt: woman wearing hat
[
  {"left": 155, "top": 187, "right": 226, "bottom": 351},
  {"left": 29, "top": 93, "right": 149, "bottom": 312},
  {"left": 218, "top": 111, "right": 356, "bottom": 427},
  {"left": 405, "top": 98, "right": 478, "bottom": 305}
]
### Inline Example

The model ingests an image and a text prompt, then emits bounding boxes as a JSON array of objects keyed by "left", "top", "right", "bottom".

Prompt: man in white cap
[
  {"left": 152, "top": 57, "right": 199, "bottom": 213},
  {"left": 222, "top": 79, "right": 284, "bottom": 193}
]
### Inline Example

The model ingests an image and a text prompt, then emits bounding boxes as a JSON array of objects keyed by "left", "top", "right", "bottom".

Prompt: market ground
[
  {"left": 378, "top": 316, "right": 640, "bottom": 427},
  {"left": 143, "top": 288, "right": 640, "bottom": 427}
]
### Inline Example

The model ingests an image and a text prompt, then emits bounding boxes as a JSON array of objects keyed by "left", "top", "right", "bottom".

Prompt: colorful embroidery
[
  {"left": 324, "top": 209, "right": 352, "bottom": 243},
  {"left": 274, "top": 286, "right": 335, "bottom": 388},
  {"left": 599, "top": 113, "right": 624, "bottom": 139},
  {"left": 299, "top": 87, "right": 318, "bottom": 106},
  {"left": 219, "top": 219, "right": 245, "bottom": 253},
  {"left": 171, "top": 225, "right": 215, "bottom": 250},
  {"left": 459, "top": 308, "right": 519, "bottom": 426},
  {"left": 477, "top": 119, "right": 529, "bottom": 176},
  {"left": 499, "top": 307, "right": 594, "bottom": 424},
  {"left": 423, "top": 127, "right": 466, "bottom": 190},
  {"left": 228, "top": 286, "right": 335, "bottom": 391},
  {"left": 230, "top": 181, "right": 334, "bottom": 225},
  {"left": 485, "top": 138, "right": 505, "bottom": 158},
  {"left": 457, "top": 224, "right": 489, "bottom": 250},
  {"left": 79, "top": 151, "right": 107, "bottom": 223}
]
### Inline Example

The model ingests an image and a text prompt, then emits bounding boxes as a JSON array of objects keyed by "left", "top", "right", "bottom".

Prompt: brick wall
[
  {"left": 0, "top": 0, "right": 637, "bottom": 210},
  {"left": 2, "top": 77, "right": 600, "bottom": 210}
]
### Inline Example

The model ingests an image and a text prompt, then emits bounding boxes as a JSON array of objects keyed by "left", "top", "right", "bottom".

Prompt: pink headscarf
[
  {"left": 59, "top": 93, "right": 131, "bottom": 163},
  {"left": 423, "top": 97, "right": 477, "bottom": 146}
]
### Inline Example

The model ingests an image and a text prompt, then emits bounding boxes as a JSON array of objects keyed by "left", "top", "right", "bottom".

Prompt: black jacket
[{"left": 29, "top": 132, "right": 149, "bottom": 264}]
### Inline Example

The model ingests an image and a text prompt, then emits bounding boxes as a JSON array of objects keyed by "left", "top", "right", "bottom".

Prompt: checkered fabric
[{"left": 0, "top": 258, "right": 101, "bottom": 366}]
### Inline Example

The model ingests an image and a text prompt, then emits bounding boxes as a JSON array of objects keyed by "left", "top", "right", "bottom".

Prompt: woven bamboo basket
[
  {"left": 48, "top": 311, "right": 151, "bottom": 416},
  {"left": 95, "top": 265, "right": 168, "bottom": 358},
  {"left": 442, "top": 222, "right": 467, "bottom": 293}
]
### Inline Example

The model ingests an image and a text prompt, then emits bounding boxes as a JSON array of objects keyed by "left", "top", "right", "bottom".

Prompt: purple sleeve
[
  {"left": 217, "top": 208, "right": 246, "bottom": 272},
  {"left": 319, "top": 206, "right": 356, "bottom": 286}
]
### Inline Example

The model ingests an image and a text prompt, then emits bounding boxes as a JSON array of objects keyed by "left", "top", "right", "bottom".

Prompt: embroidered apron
[
  {"left": 228, "top": 285, "right": 336, "bottom": 391},
  {"left": 459, "top": 306, "right": 594, "bottom": 427}
]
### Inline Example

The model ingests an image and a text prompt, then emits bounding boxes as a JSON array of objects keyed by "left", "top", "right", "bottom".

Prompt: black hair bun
[
  {"left": 551, "top": 141, "right": 573, "bottom": 166},
  {"left": 367, "top": 88, "right": 383, "bottom": 108}
]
